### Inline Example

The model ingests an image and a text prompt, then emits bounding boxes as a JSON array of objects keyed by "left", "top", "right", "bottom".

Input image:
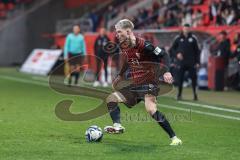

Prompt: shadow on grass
[{"left": 102, "top": 138, "right": 163, "bottom": 154}]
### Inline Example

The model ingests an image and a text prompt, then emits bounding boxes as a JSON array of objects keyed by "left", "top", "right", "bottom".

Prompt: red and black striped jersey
[{"left": 119, "top": 37, "right": 169, "bottom": 85}]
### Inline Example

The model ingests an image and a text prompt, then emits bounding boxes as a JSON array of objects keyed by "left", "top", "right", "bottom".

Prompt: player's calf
[
  {"left": 145, "top": 95, "right": 182, "bottom": 145},
  {"left": 105, "top": 93, "right": 125, "bottom": 134}
]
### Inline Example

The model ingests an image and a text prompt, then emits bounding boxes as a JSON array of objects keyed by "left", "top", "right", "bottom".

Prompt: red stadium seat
[
  {"left": 0, "top": 3, "right": 6, "bottom": 11},
  {"left": 6, "top": 3, "right": 15, "bottom": 11}
]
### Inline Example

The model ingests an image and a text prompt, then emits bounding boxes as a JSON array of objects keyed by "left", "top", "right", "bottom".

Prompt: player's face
[
  {"left": 115, "top": 28, "right": 129, "bottom": 43},
  {"left": 73, "top": 26, "right": 81, "bottom": 35}
]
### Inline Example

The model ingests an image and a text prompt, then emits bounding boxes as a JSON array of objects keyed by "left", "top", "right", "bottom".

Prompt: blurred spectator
[
  {"left": 233, "top": 33, "right": 240, "bottom": 63},
  {"left": 215, "top": 31, "right": 231, "bottom": 66},
  {"left": 193, "top": 0, "right": 203, "bottom": 5},
  {"left": 164, "top": 11, "right": 178, "bottom": 27},
  {"left": 137, "top": 8, "right": 148, "bottom": 22},
  {"left": 182, "top": 10, "right": 193, "bottom": 26},
  {"left": 179, "top": 0, "right": 190, "bottom": 5},
  {"left": 192, "top": 9, "right": 203, "bottom": 27},
  {"left": 209, "top": 0, "right": 218, "bottom": 22},
  {"left": 102, "top": 0, "right": 240, "bottom": 30},
  {"left": 226, "top": 9, "right": 237, "bottom": 25},
  {"left": 0, "top": 0, "right": 34, "bottom": 19},
  {"left": 216, "top": 8, "right": 226, "bottom": 25},
  {"left": 152, "top": 0, "right": 160, "bottom": 14},
  {"left": 170, "top": 24, "right": 200, "bottom": 100},
  {"left": 200, "top": 42, "right": 210, "bottom": 66},
  {"left": 235, "top": 40, "right": 240, "bottom": 90},
  {"left": 104, "top": 5, "right": 117, "bottom": 28},
  {"left": 89, "top": 10, "right": 99, "bottom": 32},
  {"left": 64, "top": 24, "right": 86, "bottom": 86},
  {"left": 214, "top": 31, "right": 232, "bottom": 88},
  {"left": 93, "top": 28, "right": 110, "bottom": 87}
]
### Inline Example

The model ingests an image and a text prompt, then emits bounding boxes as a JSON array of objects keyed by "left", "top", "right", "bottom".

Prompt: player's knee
[
  {"left": 146, "top": 107, "right": 157, "bottom": 115},
  {"left": 144, "top": 96, "right": 157, "bottom": 115},
  {"left": 145, "top": 94, "right": 156, "bottom": 102},
  {"left": 145, "top": 102, "right": 157, "bottom": 115},
  {"left": 106, "top": 94, "right": 119, "bottom": 112},
  {"left": 106, "top": 93, "right": 118, "bottom": 103}
]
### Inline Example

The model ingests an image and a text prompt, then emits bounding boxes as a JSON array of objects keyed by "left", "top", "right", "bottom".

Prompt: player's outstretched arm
[{"left": 143, "top": 41, "right": 173, "bottom": 84}]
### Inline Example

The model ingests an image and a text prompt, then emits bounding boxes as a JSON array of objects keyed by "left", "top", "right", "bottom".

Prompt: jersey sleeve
[{"left": 143, "top": 41, "right": 170, "bottom": 71}]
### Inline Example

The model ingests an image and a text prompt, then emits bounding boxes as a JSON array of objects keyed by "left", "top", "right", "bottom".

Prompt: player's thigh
[
  {"left": 144, "top": 94, "right": 157, "bottom": 115},
  {"left": 106, "top": 91, "right": 126, "bottom": 103},
  {"left": 118, "top": 86, "right": 141, "bottom": 107}
]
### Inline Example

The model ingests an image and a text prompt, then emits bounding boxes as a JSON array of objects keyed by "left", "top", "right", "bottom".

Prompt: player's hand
[
  {"left": 177, "top": 53, "right": 183, "bottom": 60},
  {"left": 112, "top": 75, "right": 122, "bottom": 89},
  {"left": 163, "top": 72, "right": 174, "bottom": 84}
]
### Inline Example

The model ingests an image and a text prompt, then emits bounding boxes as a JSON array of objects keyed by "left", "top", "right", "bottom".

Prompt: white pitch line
[
  {"left": 159, "top": 104, "right": 240, "bottom": 121},
  {"left": 0, "top": 75, "right": 104, "bottom": 101},
  {"left": 1, "top": 75, "right": 240, "bottom": 121},
  {"left": 178, "top": 101, "right": 240, "bottom": 114},
  {"left": 0, "top": 75, "right": 48, "bottom": 87},
  {"left": 32, "top": 76, "right": 49, "bottom": 82}
]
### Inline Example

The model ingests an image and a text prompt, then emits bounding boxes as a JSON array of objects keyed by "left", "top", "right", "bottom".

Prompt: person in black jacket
[
  {"left": 215, "top": 31, "right": 232, "bottom": 88},
  {"left": 93, "top": 28, "right": 111, "bottom": 87},
  {"left": 234, "top": 33, "right": 240, "bottom": 63},
  {"left": 216, "top": 31, "right": 231, "bottom": 67},
  {"left": 236, "top": 45, "right": 240, "bottom": 64},
  {"left": 170, "top": 24, "right": 200, "bottom": 100},
  {"left": 233, "top": 34, "right": 240, "bottom": 89}
]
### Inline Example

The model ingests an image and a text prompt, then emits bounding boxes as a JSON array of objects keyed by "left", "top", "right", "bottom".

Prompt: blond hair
[{"left": 115, "top": 19, "right": 134, "bottom": 30}]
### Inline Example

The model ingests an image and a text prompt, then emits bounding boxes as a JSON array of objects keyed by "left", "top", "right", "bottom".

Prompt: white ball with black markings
[{"left": 85, "top": 125, "right": 103, "bottom": 142}]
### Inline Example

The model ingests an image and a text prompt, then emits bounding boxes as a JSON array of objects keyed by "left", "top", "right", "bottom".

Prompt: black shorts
[
  {"left": 68, "top": 53, "right": 84, "bottom": 66},
  {"left": 118, "top": 84, "right": 160, "bottom": 108}
]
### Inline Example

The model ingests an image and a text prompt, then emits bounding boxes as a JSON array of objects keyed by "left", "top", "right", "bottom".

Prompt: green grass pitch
[{"left": 0, "top": 68, "right": 240, "bottom": 160}]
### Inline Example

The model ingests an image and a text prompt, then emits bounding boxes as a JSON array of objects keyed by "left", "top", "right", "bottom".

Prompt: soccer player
[{"left": 104, "top": 19, "right": 182, "bottom": 146}]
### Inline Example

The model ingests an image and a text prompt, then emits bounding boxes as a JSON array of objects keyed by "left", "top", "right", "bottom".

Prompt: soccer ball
[{"left": 85, "top": 125, "right": 103, "bottom": 142}]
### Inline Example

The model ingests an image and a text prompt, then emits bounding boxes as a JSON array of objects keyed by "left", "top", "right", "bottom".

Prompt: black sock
[
  {"left": 74, "top": 72, "right": 80, "bottom": 84},
  {"left": 68, "top": 74, "right": 73, "bottom": 85},
  {"left": 107, "top": 102, "right": 121, "bottom": 124},
  {"left": 152, "top": 111, "right": 176, "bottom": 138}
]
